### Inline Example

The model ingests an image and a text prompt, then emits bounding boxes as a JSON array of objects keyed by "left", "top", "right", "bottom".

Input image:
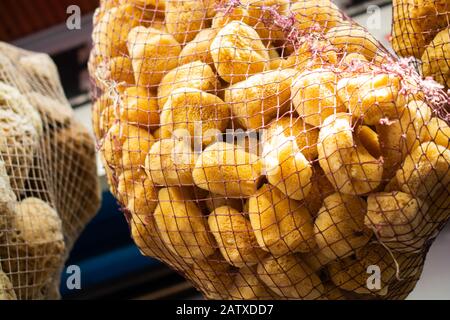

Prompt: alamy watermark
[
  {"left": 367, "top": 265, "right": 382, "bottom": 291},
  {"left": 66, "top": 265, "right": 81, "bottom": 290},
  {"left": 66, "top": 5, "right": 81, "bottom": 30}
]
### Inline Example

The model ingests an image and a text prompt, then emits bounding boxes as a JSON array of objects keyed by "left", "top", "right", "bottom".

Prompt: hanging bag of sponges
[
  {"left": 0, "top": 42, "right": 101, "bottom": 300},
  {"left": 89, "top": 0, "right": 450, "bottom": 300}
]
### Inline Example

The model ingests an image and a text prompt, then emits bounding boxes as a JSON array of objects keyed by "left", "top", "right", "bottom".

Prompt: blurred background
[{"left": 1, "top": 0, "right": 448, "bottom": 300}]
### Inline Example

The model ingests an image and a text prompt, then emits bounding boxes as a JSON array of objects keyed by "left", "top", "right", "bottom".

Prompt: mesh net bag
[
  {"left": 0, "top": 42, "right": 101, "bottom": 300},
  {"left": 392, "top": 0, "right": 450, "bottom": 90},
  {"left": 89, "top": 0, "right": 450, "bottom": 300}
]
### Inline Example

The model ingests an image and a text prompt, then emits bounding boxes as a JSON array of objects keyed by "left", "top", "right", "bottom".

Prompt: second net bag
[
  {"left": 0, "top": 42, "right": 101, "bottom": 300},
  {"left": 392, "top": 0, "right": 450, "bottom": 90}
]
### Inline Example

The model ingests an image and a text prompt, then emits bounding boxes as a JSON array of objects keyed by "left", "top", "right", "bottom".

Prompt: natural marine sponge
[
  {"left": 0, "top": 109, "right": 39, "bottom": 194},
  {"left": 92, "top": 93, "right": 116, "bottom": 139},
  {"left": 47, "top": 122, "right": 101, "bottom": 239},
  {"left": 396, "top": 141, "right": 450, "bottom": 199},
  {"left": 365, "top": 192, "right": 427, "bottom": 252},
  {"left": 376, "top": 99, "right": 432, "bottom": 179},
  {"left": 262, "top": 134, "right": 313, "bottom": 201},
  {"left": 93, "top": 55, "right": 135, "bottom": 94},
  {"left": 262, "top": 116, "right": 319, "bottom": 161},
  {"left": 117, "top": 169, "right": 158, "bottom": 217},
  {"left": 290, "top": 0, "right": 343, "bottom": 33},
  {"left": 210, "top": 20, "right": 270, "bottom": 83},
  {"left": 157, "top": 60, "right": 218, "bottom": 109},
  {"left": 178, "top": 28, "right": 217, "bottom": 66},
  {"left": 0, "top": 81, "right": 42, "bottom": 135},
  {"left": 92, "top": 4, "right": 143, "bottom": 58},
  {"left": 314, "top": 193, "right": 371, "bottom": 260},
  {"left": 303, "top": 164, "right": 336, "bottom": 217},
  {"left": 426, "top": 117, "right": 450, "bottom": 148},
  {"left": 189, "top": 252, "right": 233, "bottom": 299},
  {"left": 291, "top": 68, "right": 346, "bottom": 128},
  {"left": 0, "top": 82, "right": 42, "bottom": 193},
  {"left": 357, "top": 125, "right": 382, "bottom": 159},
  {"left": 257, "top": 254, "right": 324, "bottom": 299},
  {"left": 159, "top": 87, "right": 230, "bottom": 146},
  {"left": 228, "top": 266, "right": 276, "bottom": 300},
  {"left": 210, "top": 2, "right": 286, "bottom": 44},
  {"left": 129, "top": 0, "right": 166, "bottom": 9},
  {"left": 211, "top": 5, "right": 253, "bottom": 32},
  {"left": 248, "top": 184, "right": 315, "bottom": 256},
  {"left": 392, "top": 0, "right": 450, "bottom": 59},
  {"left": 145, "top": 138, "right": 197, "bottom": 186},
  {"left": 337, "top": 73, "right": 406, "bottom": 126},
  {"left": 208, "top": 206, "right": 266, "bottom": 267},
  {"left": 241, "top": 0, "right": 289, "bottom": 42},
  {"left": 318, "top": 113, "right": 384, "bottom": 195},
  {"left": 130, "top": 214, "right": 167, "bottom": 260},
  {"left": 0, "top": 158, "right": 15, "bottom": 204},
  {"left": 120, "top": 86, "right": 159, "bottom": 127},
  {"left": 421, "top": 28, "right": 450, "bottom": 89},
  {"left": 284, "top": 38, "right": 338, "bottom": 72},
  {"left": 130, "top": 214, "right": 191, "bottom": 272},
  {"left": 19, "top": 52, "right": 64, "bottom": 95},
  {"left": 224, "top": 68, "right": 297, "bottom": 129},
  {"left": 328, "top": 243, "right": 396, "bottom": 296},
  {"left": 193, "top": 142, "right": 263, "bottom": 197},
  {"left": 107, "top": 56, "right": 135, "bottom": 91},
  {"left": 1, "top": 198, "right": 65, "bottom": 300},
  {"left": 0, "top": 271, "right": 16, "bottom": 300},
  {"left": 154, "top": 187, "right": 215, "bottom": 263},
  {"left": 325, "top": 23, "right": 380, "bottom": 62},
  {"left": 102, "top": 122, "right": 155, "bottom": 170},
  {"left": 165, "top": 0, "right": 207, "bottom": 44},
  {"left": 127, "top": 26, "right": 181, "bottom": 87}
]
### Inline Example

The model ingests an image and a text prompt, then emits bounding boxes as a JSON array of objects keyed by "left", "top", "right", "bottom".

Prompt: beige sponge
[
  {"left": 1, "top": 198, "right": 65, "bottom": 299},
  {"left": 224, "top": 68, "right": 297, "bottom": 130},
  {"left": 262, "top": 135, "right": 313, "bottom": 201},
  {"left": 318, "top": 113, "right": 383, "bottom": 195},
  {"left": 154, "top": 187, "right": 216, "bottom": 264},
  {"left": 291, "top": 68, "right": 346, "bottom": 128},
  {"left": 145, "top": 138, "right": 197, "bottom": 186},
  {"left": 193, "top": 142, "right": 263, "bottom": 197},
  {"left": 396, "top": 141, "right": 450, "bottom": 199},
  {"left": 127, "top": 26, "right": 181, "bottom": 87},
  {"left": 208, "top": 206, "right": 266, "bottom": 267},
  {"left": 228, "top": 265, "right": 277, "bottom": 300},
  {"left": 165, "top": 0, "right": 207, "bottom": 44},
  {"left": 210, "top": 21, "right": 270, "bottom": 83},
  {"left": 328, "top": 243, "right": 396, "bottom": 296},
  {"left": 248, "top": 184, "right": 315, "bottom": 256},
  {"left": 262, "top": 116, "right": 319, "bottom": 161},
  {"left": 314, "top": 193, "right": 371, "bottom": 260},
  {"left": 365, "top": 191, "right": 427, "bottom": 252},
  {"left": 160, "top": 87, "right": 230, "bottom": 146},
  {"left": 257, "top": 254, "right": 324, "bottom": 299},
  {"left": 157, "top": 60, "right": 218, "bottom": 109}
]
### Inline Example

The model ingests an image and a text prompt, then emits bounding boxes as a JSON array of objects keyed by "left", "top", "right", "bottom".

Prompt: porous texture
[
  {"left": 90, "top": 0, "right": 450, "bottom": 300},
  {"left": 210, "top": 21, "right": 270, "bottom": 83},
  {"left": 0, "top": 271, "right": 16, "bottom": 300},
  {"left": 421, "top": 28, "right": 450, "bottom": 89},
  {"left": 392, "top": 0, "right": 450, "bottom": 59},
  {"left": 314, "top": 193, "right": 371, "bottom": 260}
]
